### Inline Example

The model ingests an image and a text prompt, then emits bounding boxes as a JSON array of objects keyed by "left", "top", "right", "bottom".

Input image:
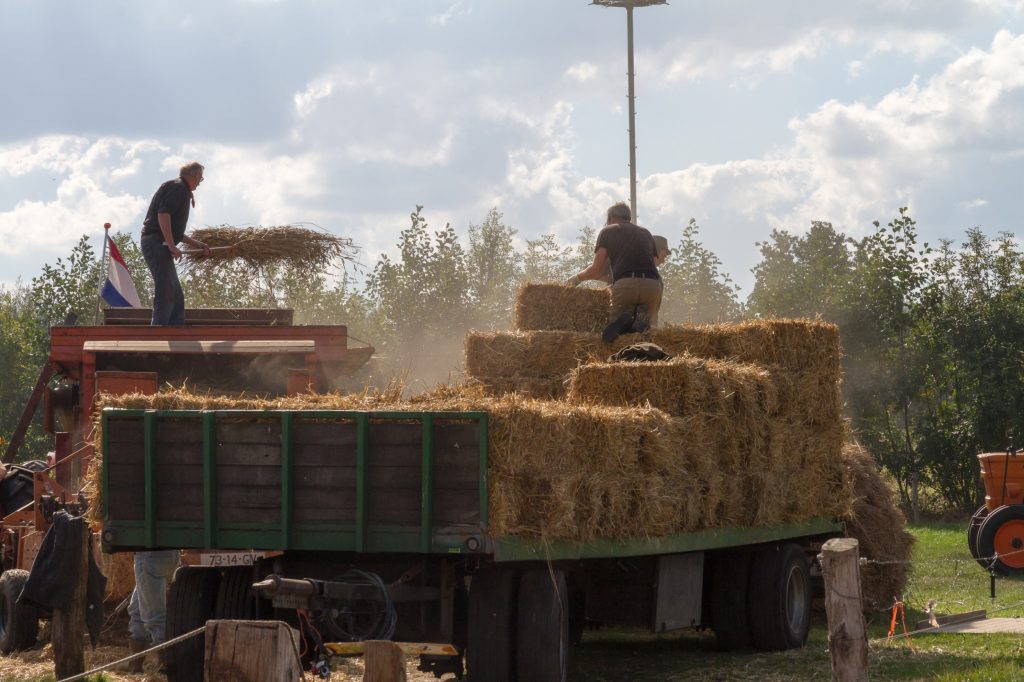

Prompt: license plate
[{"left": 199, "top": 551, "right": 264, "bottom": 567}]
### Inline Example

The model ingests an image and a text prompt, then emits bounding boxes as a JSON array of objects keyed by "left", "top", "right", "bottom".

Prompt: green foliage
[
  {"left": 659, "top": 219, "right": 742, "bottom": 323},
  {"left": 467, "top": 209, "right": 523, "bottom": 330}
]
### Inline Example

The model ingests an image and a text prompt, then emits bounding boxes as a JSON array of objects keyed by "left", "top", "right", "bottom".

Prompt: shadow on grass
[{"left": 569, "top": 625, "right": 1024, "bottom": 682}]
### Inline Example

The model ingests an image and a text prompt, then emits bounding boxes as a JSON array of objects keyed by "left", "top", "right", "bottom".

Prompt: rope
[
  {"left": 56, "top": 625, "right": 204, "bottom": 682},
  {"left": 886, "top": 600, "right": 915, "bottom": 651}
]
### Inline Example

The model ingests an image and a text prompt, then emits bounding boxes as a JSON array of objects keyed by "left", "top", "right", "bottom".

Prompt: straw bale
[
  {"left": 514, "top": 284, "right": 610, "bottom": 333},
  {"left": 185, "top": 225, "right": 357, "bottom": 274},
  {"left": 97, "top": 551, "right": 136, "bottom": 602},
  {"left": 841, "top": 441, "right": 914, "bottom": 611},
  {"left": 464, "top": 331, "right": 580, "bottom": 379}
]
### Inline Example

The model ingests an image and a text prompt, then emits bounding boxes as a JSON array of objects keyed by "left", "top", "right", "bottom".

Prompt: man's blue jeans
[
  {"left": 141, "top": 236, "right": 185, "bottom": 326},
  {"left": 127, "top": 550, "right": 180, "bottom": 644}
]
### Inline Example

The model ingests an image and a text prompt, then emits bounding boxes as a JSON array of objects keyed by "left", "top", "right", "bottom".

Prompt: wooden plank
[
  {"left": 915, "top": 609, "right": 986, "bottom": 631},
  {"left": 84, "top": 340, "right": 316, "bottom": 354},
  {"left": 106, "top": 308, "right": 295, "bottom": 326},
  {"left": 204, "top": 620, "right": 302, "bottom": 682},
  {"left": 364, "top": 640, "right": 406, "bottom": 682},
  {"left": 51, "top": 517, "right": 88, "bottom": 678}
]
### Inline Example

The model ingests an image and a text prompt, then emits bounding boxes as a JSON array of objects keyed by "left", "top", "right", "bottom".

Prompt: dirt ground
[{"left": 0, "top": 614, "right": 458, "bottom": 682}]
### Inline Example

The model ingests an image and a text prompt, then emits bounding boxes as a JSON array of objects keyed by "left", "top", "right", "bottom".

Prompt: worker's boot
[
  {"left": 602, "top": 312, "right": 634, "bottom": 344},
  {"left": 632, "top": 304, "right": 651, "bottom": 334},
  {"left": 118, "top": 638, "right": 147, "bottom": 673}
]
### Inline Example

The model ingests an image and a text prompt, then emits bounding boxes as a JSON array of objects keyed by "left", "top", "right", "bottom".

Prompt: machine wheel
[
  {"left": 467, "top": 567, "right": 518, "bottom": 682},
  {"left": 748, "top": 544, "right": 812, "bottom": 651},
  {"left": 968, "top": 505, "right": 991, "bottom": 569},
  {"left": 516, "top": 569, "right": 569, "bottom": 682},
  {"left": 166, "top": 566, "right": 221, "bottom": 682},
  {"left": 710, "top": 551, "right": 753, "bottom": 650},
  {"left": 977, "top": 504, "right": 1024, "bottom": 575},
  {"left": 0, "top": 569, "right": 38, "bottom": 653},
  {"left": 214, "top": 566, "right": 261, "bottom": 620}
]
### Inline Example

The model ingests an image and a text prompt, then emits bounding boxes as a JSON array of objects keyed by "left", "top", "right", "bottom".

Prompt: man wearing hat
[{"left": 566, "top": 201, "right": 663, "bottom": 343}]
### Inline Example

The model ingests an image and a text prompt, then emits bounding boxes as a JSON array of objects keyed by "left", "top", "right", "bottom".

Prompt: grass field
[
  {"left": 570, "top": 522, "right": 1024, "bottom": 681},
  {"left": 5, "top": 522, "right": 1024, "bottom": 681}
]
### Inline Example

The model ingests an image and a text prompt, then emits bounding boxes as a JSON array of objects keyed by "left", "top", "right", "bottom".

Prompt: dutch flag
[{"left": 100, "top": 235, "right": 142, "bottom": 308}]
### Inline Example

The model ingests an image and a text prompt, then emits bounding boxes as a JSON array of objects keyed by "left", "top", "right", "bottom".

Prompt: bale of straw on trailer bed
[
  {"left": 184, "top": 225, "right": 357, "bottom": 273},
  {"left": 566, "top": 355, "right": 849, "bottom": 527},
  {"left": 91, "top": 387, "right": 706, "bottom": 541},
  {"left": 514, "top": 283, "right": 610, "bottom": 333},
  {"left": 464, "top": 319, "right": 842, "bottom": 414}
]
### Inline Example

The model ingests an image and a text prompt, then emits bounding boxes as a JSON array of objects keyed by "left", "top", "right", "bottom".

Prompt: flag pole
[{"left": 93, "top": 223, "right": 111, "bottom": 325}]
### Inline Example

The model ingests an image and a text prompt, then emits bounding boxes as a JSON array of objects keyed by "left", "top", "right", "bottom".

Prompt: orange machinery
[
  {"left": 0, "top": 308, "right": 373, "bottom": 573},
  {"left": 968, "top": 449, "right": 1024, "bottom": 575}
]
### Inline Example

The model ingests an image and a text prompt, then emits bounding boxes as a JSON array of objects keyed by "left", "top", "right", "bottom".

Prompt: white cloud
[
  {"left": 566, "top": 62, "right": 599, "bottom": 83},
  {"left": 847, "top": 60, "right": 865, "bottom": 77},
  {"left": 430, "top": 1, "right": 472, "bottom": 27},
  {"left": 960, "top": 198, "right": 989, "bottom": 209}
]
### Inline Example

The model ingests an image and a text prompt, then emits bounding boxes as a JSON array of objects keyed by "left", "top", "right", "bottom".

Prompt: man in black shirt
[
  {"left": 566, "top": 202, "right": 662, "bottom": 343},
  {"left": 140, "top": 161, "right": 210, "bottom": 325}
]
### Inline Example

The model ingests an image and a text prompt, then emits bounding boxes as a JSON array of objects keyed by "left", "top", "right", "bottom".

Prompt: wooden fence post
[
  {"left": 364, "top": 640, "right": 407, "bottom": 682},
  {"left": 820, "top": 537, "right": 868, "bottom": 682},
  {"left": 52, "top": 517, "right": 88, "bottom": 679}
]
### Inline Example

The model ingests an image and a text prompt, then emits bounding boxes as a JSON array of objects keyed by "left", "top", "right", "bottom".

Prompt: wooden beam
[
  {"left": 83, "top": 340, "right": 315, "bottom": 354},
  {"left": 52, "top": 517, "right": 89, "bottom": 678}
]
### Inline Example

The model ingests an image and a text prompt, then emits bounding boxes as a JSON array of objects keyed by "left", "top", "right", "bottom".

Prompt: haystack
[
  {"left": 566, "top": 355, "right": 848, "bottom": 527},
  {"left": 842, "top": 441, "right": 914, "bottom": 611},
  {"left": 514, "top": 284, "right": 610, "bottom": 333},
  {"left": 185, "top": 225, "right": 357, "bottom": 273}
]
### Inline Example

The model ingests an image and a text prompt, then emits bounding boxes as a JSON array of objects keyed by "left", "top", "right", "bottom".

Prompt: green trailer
[{"left": 100, "top": 407, "right": 842, "bottom": 682}]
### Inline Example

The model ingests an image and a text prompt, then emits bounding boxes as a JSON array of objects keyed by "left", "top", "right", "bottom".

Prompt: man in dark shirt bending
[
  {"left": 566, "top": 201, "right": 662, "bottom": 343},
  {"left": 140, "top": 161, "right": 210, "bottom": 325}
]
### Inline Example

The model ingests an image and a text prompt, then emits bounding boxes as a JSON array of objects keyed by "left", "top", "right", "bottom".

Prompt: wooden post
[
  {"left": 52, "top": 517, "right": 88, "bottom": 679},
  {"left": 204, "top": 620, "right": 303, "bottom": 682},
  {"left": 820, "top": 537, "right": 868, "bottom": 682},
  {"left": 363, "top": 640, "right": 407, "bottom": 682}
]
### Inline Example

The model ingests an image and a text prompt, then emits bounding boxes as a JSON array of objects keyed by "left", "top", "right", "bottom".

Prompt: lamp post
[{"left": 591, "top": 0, "right": 667, "bottom": 223}]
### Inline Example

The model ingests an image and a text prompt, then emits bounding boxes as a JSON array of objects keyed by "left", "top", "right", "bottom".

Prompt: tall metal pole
[
  {"left": 592, "top": 0, "right": 665, "bottom": 222},
  {"left": 626, "top": 4, "right": 638, "bottom": 221}
]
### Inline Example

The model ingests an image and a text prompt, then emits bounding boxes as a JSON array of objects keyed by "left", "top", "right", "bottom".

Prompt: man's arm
[
  {"left": 157, "top": 213, "right": 182, "bottom": 260},
  {"left": 180, "top": 234, "right": 210, "bottom": 255},
  {"left": 566, "top": 247, "right": 609, "bottom": 286}
]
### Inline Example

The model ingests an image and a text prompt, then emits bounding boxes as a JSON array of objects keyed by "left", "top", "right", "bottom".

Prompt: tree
[
  {"left": 747, "top": 221, "right": 853, "bottom": 321},
  {"left": 658, "top": 219, "right": 741, "bottom": 323},
  {"left": 466, "top": 209, "right": 523, "bottom": 330}
]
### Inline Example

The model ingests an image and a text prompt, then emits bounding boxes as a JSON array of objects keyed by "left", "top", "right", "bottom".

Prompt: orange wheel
[{"left": 977, "top": 505, "right": 1024, "bottom": 575}]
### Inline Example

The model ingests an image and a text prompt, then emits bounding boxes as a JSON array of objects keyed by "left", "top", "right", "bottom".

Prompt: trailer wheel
[
  {"left": 0, "top": 569, "right": 38, "bottom": 653},
  {"left": 467, "top": 567, "right": 518, "bottom": 682},
  {"left": 977, "top": 504, "right": 1024, "bottom": 575},
  {"left": 214, "top": 566, "right": 261, "bottom": 620},
  {"left": 166, "top": 566, "right": 221, "bottom": 682},
  {"left": 968, "top": 505, "right": 990, "bottom": 569},
  {"left": 516, "top": 569, "right": 568, "bottom": 682},
  {"left": 710, "top": 551, "right": 752, "bottom": 650},
  {"left": 748, "top": 544, "right": 811, "bottom": 651}
]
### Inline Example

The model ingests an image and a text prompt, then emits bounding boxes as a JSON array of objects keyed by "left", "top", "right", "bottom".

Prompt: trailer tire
[
  {"left": 748, "top": 543, "right": 811, "bottom": 651},
  {"left": 467, "top": 567, "right": 518, "bottom": 682},
  {"left": 711, "top": 551, "right": 752, "bottom": 650},
  {"left": 968, "top": 505, "right": 990, "bottom": 569},
  {"left": 977, "top": 504, "right": 1024, "bottom": 575},
  {"left": 0, "top": 569, "right": 38, "bottom": 653},
  {"left": 166, "top": 566, "right": 221, "bottom": 682},
  {"left": 516, "top": 569, "right": 568, "bottom": 682},
  {"left": 214, "top": 566, "right": 261, "bottom": 620}
]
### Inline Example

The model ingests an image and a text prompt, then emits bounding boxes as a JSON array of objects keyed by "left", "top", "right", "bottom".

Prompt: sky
[{"left": 2, "top": 0, "right": 1024, "bottom": 297}]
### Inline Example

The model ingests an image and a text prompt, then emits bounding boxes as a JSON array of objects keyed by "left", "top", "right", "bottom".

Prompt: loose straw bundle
[{"left": 185, "top": 225, "right": 357, "bottom": 273}]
